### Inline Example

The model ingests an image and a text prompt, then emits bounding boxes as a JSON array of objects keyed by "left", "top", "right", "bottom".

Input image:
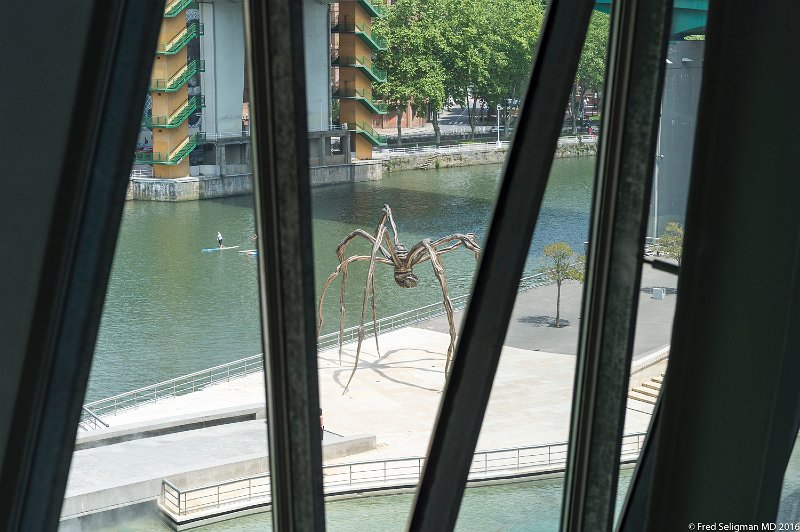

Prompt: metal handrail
[
  {"left": 142, "top": 96, "right": 204, "bottom": 128},
  {"left": 331, "top": 54, "right": 387, "bottom": 82},
  {"left": 332, "top": 86, "right": 388, "bottom": 114},
  {"left": 81, "top": 354, "right": 263, "bottom": 423},
  {"left": 155, "top": 22, "right": 203, "bottom": 54},
  {"left": 373, "top": 141, "right": 511, "bottom": 158},
  {"left": 164, "top": 0, "right": 192, "bottom": 17},
  {"left": 200, "top": 131, "right": 251, "bottom": 141},
  {"left": 81, "top": 271, "right": 555, "bottom": 427},
  {"left": 159, "top": 433, "right": 647, "bottom": 517},
  {"left": 149, "top": 60, "right": 205, "bottom": 92},
  {"left": 317, "top": 270, "right": 553, "bottom": 350},
  {"left": 77, "top": 406, "right": 109, "bottom": 431},
  {"left": 372, "top": 136, "right": 597, "bottom": 158},
  {"left": 331, "top": 20, "right": 387, "bottom": 50}
]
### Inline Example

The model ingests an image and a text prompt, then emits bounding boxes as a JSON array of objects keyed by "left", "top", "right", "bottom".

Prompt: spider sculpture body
[{"left": 317, "top": 205, "right": 480, "bottom": 392}]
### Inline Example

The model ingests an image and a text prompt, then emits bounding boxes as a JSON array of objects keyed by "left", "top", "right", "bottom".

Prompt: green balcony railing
[
  {"left": 156, "top": 23, "right": 203, "bottom": 55},
  {"left": 355, "top": 22, "right": 387, "bottom": 51},
  {"left": 331, "top": 54, "right": 386, "bottom": 83},
  {"left": 357, "top": 0, "right": 387, "bottom": 17},
  {"left": 164, "top": 0, "right": 193, "bottom": 17},
  {"left": 331, "top": 21, "right": 387, "bottom": 51},
  {"left": 353, "top": 121, "right": 387, "bottom": 146},
  {"left": 333, "top": 87, "right": 388, "bottom": 114},
  {"left": 142, "top": 96, "right": 205, "bottom": 128},
  {"left": 134, "top": 133, "right": 202, "bottom": 165},
  {"left": 149, "top": 60, "right": 205, "bottom": 92}
]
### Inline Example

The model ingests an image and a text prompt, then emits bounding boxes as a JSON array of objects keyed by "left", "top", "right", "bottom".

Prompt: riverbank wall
[
  {"left": 126, "top": 161, "right": 383, "bottom": 201},
  {"left": 380, "top": 142, "right": 597, "bottom": 173},
  {"left": 126, "top": 142, "right": 595, "bottom": 201}
]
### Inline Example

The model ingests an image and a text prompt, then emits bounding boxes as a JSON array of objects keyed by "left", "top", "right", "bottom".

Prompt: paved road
[{"left": 417, "top": 264, "right": 677, "bottom": 357}]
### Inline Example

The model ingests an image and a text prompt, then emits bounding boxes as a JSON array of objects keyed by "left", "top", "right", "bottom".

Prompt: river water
[
  {"left": 87, "top": 158, "right": 595, "bottom": 402},
  {"left": 66, "top": 469, "right": 633, "bottom": 531}
]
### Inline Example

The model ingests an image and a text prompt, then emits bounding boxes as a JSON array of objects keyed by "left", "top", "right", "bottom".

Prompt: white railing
[
  {"left": 80, "top": 355, "right": 264, "bottom": 427},
  {"left": 308, "top": 124, "right": 349, "bottom": 133},
  {"left": 373, "top": 135, "right": 597, "bottom": 158},
  {"left": 373, "top": 141, "right": 510, "bottom": 159},
  {"left": 316, "top": 269, "right": 554, "bottom": 350},
  {"left": 80, "top": 271, "right": 555, "bottom": 428},
  {"left": 202, "top": 131, "right": 251, "bottom": 141},
  {"left": 130, "top": 168, "right": 153, "bottom": 178},
  {"left": 160, "top": 432, "right": 646, "bottom": 518},
  {"left": 557, "top": 134, "right": 598, "bottom": 145}
]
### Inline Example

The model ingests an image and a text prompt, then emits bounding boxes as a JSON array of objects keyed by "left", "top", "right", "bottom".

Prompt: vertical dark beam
[
  {"left": 644, "top": 1, "right": 800, "bottom": 529},
  {"left": 561, "top": 0, "right": 672, "bottom": 529},
  {"left": 244, "top": 0, "right": 325, "bottom": 531},
  {"left": 616, "top": 373, "right": 663, "bottom": 532},
  {"left": 0, "top": 1, "right": 163, "bottom": 529},
  {"left": 407, "top": 1, "right": 594, "bottom": 530}
]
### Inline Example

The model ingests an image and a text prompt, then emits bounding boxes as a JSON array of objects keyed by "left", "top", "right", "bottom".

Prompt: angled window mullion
[
  {"left": 560, "top": 0, "right": 673, "bottom": 530},
  {"left": 244, "top": 0, "right": 326, "bottom": 530},
  {"left": 0, "top": 0, "right": 163, "bottom": 528},
  {"left": 642, "top": 0, "right": 800, "bottom": 527},
  {"left": 406, "top": 1, "right": 596, "bottom": 530}
]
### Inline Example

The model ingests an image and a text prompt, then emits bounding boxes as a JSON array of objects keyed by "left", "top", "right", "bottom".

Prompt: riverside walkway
[{"left": 62, "top": 264, "right": 675, "bottom": 520}]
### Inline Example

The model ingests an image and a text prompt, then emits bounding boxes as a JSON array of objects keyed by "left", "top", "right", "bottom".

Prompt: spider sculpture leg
[
  {"left": 430, "top": 233, "right": 482, "bottom": 262},
  {"left": 421, "top": 239, "right": 457, "bottom": 375},
  {"left": 344, "top": 224, "right": 388, "bottom": 394},
  {"left": 335, "top": 228, "right": 397, "bottom": 359},
  {"left": 317, "top": 254, "right": 390, "bottom": 365}
]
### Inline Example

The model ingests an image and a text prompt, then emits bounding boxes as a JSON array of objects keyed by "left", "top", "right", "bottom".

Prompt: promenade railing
[
  {"left": 160, "top": 432, "right": 646, "bottom": 517},
  {"left": 79, "top": 270, "right": 555, "bottom": 428},
  {"left": 373, "top": 135, "right": 597, "bottom": 158},
  {"left": 130, "top": 168, "right": 153, "bottom": 178},
  {"left": 316, "top": 269, "right": 553, "bottom": 351},
  {"left": 80, "top": 355, "right": 264, "bottom": 426}
]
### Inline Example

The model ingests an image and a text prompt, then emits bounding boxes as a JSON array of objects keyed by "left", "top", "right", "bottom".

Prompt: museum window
[{"left": 13, "top": 0, "right": 800, "bottom": 531}]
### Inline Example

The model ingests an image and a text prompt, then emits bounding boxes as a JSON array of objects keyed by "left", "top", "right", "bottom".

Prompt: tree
[
  {"left": 375, "top": 0, "right": 447, "bottom": 145},
  {"left": 437, "top": 0, "right": 492, "bottom": 139},
  {"left": 569, "top": 10, "right": 610, "bottom": 133},
  {"left": 656, "top": 222, "right": 684, "bottom": 264},
  {"left": 540, "top": 243, "right": 584, "bottom": 327},
  {"left": 475, "top": 0, "right": 544, "bottom": 139}
]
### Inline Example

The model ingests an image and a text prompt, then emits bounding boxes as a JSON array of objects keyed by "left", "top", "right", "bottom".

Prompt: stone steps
[{"left": 628, "top": 373, "right": 665, "bottom": 406}]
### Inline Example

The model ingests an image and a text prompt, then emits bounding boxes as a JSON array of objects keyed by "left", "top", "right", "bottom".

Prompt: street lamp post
[{"left": 496, "top": 104, "right": 501, "bottom": 146}]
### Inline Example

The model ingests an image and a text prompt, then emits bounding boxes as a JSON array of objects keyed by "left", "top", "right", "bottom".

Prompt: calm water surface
[
  {"left": 88, "top": 158, "right": 595, "bottom": 401},
  {"left": 66, "top": 470, "right": 632, "bottom": 531}
]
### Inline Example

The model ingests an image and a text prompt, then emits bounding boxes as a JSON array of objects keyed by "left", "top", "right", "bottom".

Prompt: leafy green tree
[
  {"left": 540, "top": 242, "right": 584, "bottom": 327},
  {"left": 375, "top": 0, "right": 447, "bottom": 145},
  {"left": 656, "top": 222, "right": 685, "bottom": 264},
  {"left": 377, "top": 0, "right": 608, "bottom": 141},
  {"left": 570, "top": 10, "right": 610, "bottom": 133},
  {"left": 476, "top": 0, "right": 544, "bottom": 139}
]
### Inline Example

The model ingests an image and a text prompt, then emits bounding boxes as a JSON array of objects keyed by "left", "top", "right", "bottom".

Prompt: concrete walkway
[{"left": 63, "top": 265, "right": 676, "bottom": 517}]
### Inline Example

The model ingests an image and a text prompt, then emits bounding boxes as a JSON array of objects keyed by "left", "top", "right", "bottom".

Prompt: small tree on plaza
[
  {"left": 656, "top": 222, "right": 685, "bottom": 264},
  {"left": 540, "top": 243, "right": 584, "bottom": 328}
]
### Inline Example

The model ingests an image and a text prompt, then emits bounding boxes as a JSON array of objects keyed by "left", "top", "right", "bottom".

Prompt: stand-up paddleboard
[
  {"left": 238, "top": 249, "right": 258, "bottom": 256},
  {"left": 201, "top": 246, "right": 240, "bottom": 253}
]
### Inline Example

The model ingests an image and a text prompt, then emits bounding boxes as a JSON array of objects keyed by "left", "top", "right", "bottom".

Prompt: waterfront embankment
[
  {"left": 126, "top": 136, "right": 597, "bottom": 200},
  {"left": 64, "top": 264, "right": 674, "bottom": 522},
  {"left": 379, "top": 137, "right": 597, "bottom": 173}
]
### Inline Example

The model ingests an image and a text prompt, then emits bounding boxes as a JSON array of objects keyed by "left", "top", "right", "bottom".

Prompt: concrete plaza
[{"left": 63, "top": 264, "right": 675, "bottom": 517}]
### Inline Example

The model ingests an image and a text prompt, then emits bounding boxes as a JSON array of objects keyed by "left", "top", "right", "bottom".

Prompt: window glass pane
[
  {"left": 615, "top": 4, "right": 707, "bottom": 522},
  {"left": 306, "top": 0, "right": 609, "bottom": 528},
  {"left": 60, "top": 1, "right": 267, "bottom": 529},
  {"left": 448, "top": 10, "right": 609, "bottom": 528}
]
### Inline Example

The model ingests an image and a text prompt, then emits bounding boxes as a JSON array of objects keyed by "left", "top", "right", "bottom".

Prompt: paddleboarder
[{"left": 217, "top": 231, "right": 223, "bottom": 248}]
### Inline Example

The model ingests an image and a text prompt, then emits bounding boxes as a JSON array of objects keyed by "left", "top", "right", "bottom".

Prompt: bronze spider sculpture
[{"left": 317, "top": 204, "right": 481, "bottom": 393}]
